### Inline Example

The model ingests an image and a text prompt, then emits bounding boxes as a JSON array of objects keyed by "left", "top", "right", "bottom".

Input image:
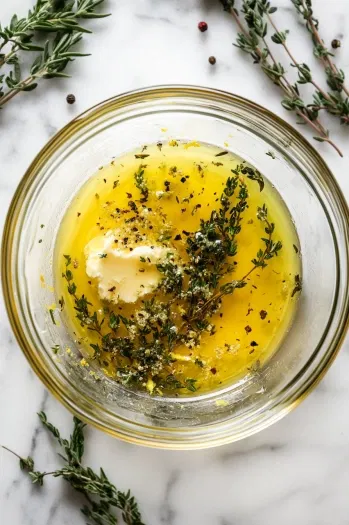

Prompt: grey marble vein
[{"left": 159, "top": 471, "right": 180, "bottom": 525}]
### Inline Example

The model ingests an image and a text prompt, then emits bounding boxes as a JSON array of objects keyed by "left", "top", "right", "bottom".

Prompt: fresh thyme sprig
[
  {"left": 2, "top": 412, "right": 145, "bottom": 525},
  {"left": 0, "top": 0, "right": 109, "bottom": 108},
  {"left": 62, "top": 254, "right": 103, "bottom": 333},
  {"left": 134, "top": 166, "right": 149, "bottom": 202},
  {"left": 292, "top": 0, "right": 349, "bottom": 97},
  {"left": 191, "top": 202, "right": 282, "bottom": 318},
  {"left": 252, "top": 0, "right": 349, "bottom": 125},
  {"left": 61, "top": 164, "right": 284, "bottom": 394},
  {"left": 219, "top": 0, "right": 343, "bottom": 156},
  {"left": 0, "top": 32, "right": 87, "bottom": 107}
]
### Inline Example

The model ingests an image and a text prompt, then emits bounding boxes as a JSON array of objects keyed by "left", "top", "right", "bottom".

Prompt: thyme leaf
[{"left": 2, "top": 412, "right": 145, "bottom": 525}]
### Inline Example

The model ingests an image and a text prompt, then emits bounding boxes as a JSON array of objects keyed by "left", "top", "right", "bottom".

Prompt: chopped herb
[
  {"left": 266, "top": 150, "right": 276, "bottom": 159},
  {"left": 135, "top": 154, "right": 149, "bottom": 159},
  {"left": 49, "top": 309, "right": 56, "bottom": 325},
  {"left": 291, "top": 274, "right": 302, "bottom": 297},
  {"left": 99, "top": 253, "right": 107, "bottom": 259},
  {"left": 215, "top": 151, "right": 228, "bottom": 157}
]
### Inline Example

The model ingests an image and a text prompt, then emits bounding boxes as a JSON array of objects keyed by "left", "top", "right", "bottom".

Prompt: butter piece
[{"left": 84, "top": 231, "right": 170, "bottom": 303}]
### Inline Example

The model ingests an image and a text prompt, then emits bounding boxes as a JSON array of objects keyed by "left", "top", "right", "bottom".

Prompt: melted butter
[{"left": 55, "top": 141, "right": 301, "bottom": 395}]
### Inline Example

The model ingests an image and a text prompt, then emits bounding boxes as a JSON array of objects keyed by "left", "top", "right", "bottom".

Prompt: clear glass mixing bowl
[{"left": 2, "top": 86, "right": 349, "bottom": 449}]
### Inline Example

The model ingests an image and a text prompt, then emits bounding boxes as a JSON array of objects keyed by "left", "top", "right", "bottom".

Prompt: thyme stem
[{"left": 220, "top": 0, "right": 343, "bottom": 156}]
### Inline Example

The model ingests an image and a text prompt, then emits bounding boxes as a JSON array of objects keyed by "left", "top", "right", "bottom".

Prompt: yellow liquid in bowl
[{"left": 55, "top": 141, "right": 301, "bottom": 395}]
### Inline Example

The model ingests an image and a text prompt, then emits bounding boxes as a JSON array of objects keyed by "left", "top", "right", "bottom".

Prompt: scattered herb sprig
[
  {"left": 2, "top": 412, "right": 145, "bottom": 525},
  {"left": 62, "top": 163, "right": 284, "bottom": 395},
  {"left": 256, "top": 0, "right": 349, "bottom": 125},
  {"left": 219, "top": 0, "right": 344, "bottom": 156},
  {"left": 292, "top": 0, "right": 349, "bottom": 103},
  {"left": 0, "top": 0, "right": 109, "bottom": 108}
]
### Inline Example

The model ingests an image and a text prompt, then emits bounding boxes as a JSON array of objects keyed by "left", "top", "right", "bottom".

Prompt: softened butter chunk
[{"left": 85, "top": 231, "right": 170, "bottom": 303}]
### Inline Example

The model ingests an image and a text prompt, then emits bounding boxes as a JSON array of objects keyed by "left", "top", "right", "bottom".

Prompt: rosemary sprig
[
  {"left": 2, "top": 412, "right": 145, "bottom": 525},
  {"left": 0, "top": 0, "right": 109, "bottom": 108},
  {"left": 219, "top": 0, "right": 343, "bottom": 156},
  {"left": 292, "top": 0, "right": 349, "bottom": 124}
]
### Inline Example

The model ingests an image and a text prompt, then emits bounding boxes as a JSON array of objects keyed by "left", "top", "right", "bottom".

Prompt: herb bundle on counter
[
  {"left": 219, "top": 0, "right": 348, "bottom": 156},
  {"left": 3, "top": 412, "right": 145, "bottom": 525},
  {"left": 0, "top": 0, "right": 109, "bottom": 108}
]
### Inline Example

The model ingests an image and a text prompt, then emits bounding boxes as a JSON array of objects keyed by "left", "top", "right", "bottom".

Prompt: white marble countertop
[{"left": 1, "top": 1, "right": 349, "bottom": 524}]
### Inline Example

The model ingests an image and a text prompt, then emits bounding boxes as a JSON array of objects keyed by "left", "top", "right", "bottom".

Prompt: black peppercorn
[
  {"left": 198, "top": 21, "right": 208, "bottom": 32},
  {"left": 66, "top": 93, "right": 76, "bottom": 104},
  {"left": 208, "top": 56, "right": 216, "bottom": 65},
  {"left": 331, "top": 39, "right": 341, "bottom": 49}
]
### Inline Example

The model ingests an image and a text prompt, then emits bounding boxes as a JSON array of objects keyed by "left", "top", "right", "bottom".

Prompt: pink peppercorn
[{"left": 198, "top": 21, "right": 208, "bottom": 32}]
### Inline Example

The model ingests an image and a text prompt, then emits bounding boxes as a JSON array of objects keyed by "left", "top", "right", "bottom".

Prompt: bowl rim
[{"left": 2, "top": 84, "right": 349, "bottom": 449}]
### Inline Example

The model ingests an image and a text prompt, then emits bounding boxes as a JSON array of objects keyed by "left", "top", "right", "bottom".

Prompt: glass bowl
[{"left": 2, "top": 86, "right": 349, "bottom": 449}]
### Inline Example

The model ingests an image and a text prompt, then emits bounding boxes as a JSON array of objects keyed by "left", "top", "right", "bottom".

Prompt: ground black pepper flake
[
  {"left": 174, "top": 234, "right": 182, "bottom": 241},
  {"left": 210, "top": 367, "right": 217, "bottom": 374},
  {"left": 245, "top": 325, "right": 252, "bottom": 333},
  {"left": 250, "top": 341, "right": 258, "bottom": 347},
  {"left": 180, "top": 177, "right": 186, "bottom": 183},
  {"left": 208, "top": 56, "right": 216, "bottom": 65},
  {"left": 260, "top": 310, "right": 268, "bottom": 320}
]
